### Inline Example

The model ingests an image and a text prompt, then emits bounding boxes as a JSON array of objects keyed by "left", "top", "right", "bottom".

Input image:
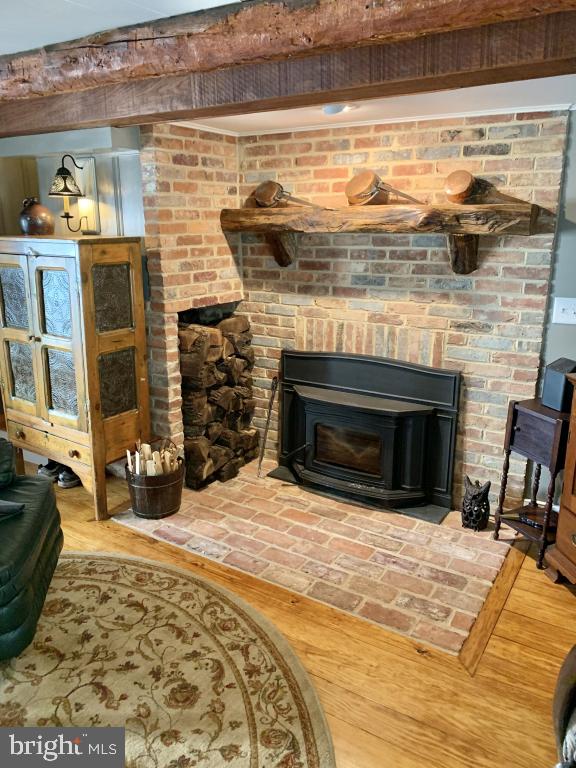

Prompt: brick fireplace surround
[{"left": 140, "top": 111, "right": 568, "bottom": 508}]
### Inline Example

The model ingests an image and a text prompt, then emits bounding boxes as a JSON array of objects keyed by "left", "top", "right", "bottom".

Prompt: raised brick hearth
[
  {"left": 114, "top": 460, "right": 515, "bottom": 654},
  {"left": 139, "top": 111, "right": 568, "bottom": 508}
]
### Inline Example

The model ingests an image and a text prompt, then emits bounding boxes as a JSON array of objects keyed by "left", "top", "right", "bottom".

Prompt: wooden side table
[{"left": 494, "top": 398, "right": 570, "bottom": 568}]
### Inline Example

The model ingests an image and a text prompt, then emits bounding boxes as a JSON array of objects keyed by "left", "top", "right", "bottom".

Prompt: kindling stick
[{"left": 257, "top": 377, "right": 279, "bottom": 479}]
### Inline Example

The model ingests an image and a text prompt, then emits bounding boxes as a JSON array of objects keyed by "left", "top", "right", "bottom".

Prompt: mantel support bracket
[
  {"left": 447, "top": 234, "right": 480, "bottom": 275},
  {"left": 267, "top": 233, "right": 297, "bottom": 266}
]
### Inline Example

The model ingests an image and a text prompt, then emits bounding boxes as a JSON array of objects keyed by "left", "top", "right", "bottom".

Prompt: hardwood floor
[{"left": 55, "top": 474, "right": 576, "bottom": 768}]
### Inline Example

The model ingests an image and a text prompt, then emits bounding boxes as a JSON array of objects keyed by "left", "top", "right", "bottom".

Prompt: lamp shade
[{"left": 49, "top": 164, "right": 83, "bottom": 197}]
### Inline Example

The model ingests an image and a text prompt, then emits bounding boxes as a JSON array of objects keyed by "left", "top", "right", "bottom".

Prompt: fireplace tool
[{"left": 257, "top": 376, "right": 279, "bottom": 478}]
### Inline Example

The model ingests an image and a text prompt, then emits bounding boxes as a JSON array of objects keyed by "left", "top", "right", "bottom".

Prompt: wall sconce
[{"left": 48, "top": 154, "right": 88, "bottom": 233}]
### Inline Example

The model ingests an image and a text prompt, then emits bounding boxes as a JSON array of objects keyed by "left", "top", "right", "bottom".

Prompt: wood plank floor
[{"left": 55, "top": 474, "right": 576, "bottom": 768}]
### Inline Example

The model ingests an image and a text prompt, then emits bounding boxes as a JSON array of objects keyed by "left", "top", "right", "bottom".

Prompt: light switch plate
[{"left": 552, "top": 297, "right": 576, "bottom": 324}]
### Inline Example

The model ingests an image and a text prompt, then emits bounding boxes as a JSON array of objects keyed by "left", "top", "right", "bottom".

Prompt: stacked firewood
[{"left": 179, "top": 314, "right": 259, "bottom": 489}]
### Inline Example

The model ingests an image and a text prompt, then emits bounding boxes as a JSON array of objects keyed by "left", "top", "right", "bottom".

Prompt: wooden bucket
[{"left": 126, "top": 458, "right": 184, "bottom": 519}]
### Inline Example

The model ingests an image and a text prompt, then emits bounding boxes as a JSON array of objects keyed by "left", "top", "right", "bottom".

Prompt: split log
[
  {"left": 239, "top": 428, "right": 260, "bottom": 451},
  {"left": 221, "top": 330, "right": 253, "bottom": 356},
  {"left": 184, "top": 425, "right": 205, "bottom": 438},
  {"left": 206, "top": 422, "right": 224, "bottom": 443},
  {"left": 182, "top": 363, "right": 227, "bottom": 390},
  {"left": 178, "top": 326, "right": 205, "bottom": 353},
  {"left": 218, "top": 356, "right": 247, "bottom": 385},
  {"left": 208, "top": 386, "right": 236, "bottom": 411},
  {"left": 180, "top": 323, "right": 222, "bottom": 346},
  {"left": 245, "top": 447, "right": 260, "bottom": 462},
  {"left": 185, "top": 458, "right": 215, "bottom": 489},
  {"left": 217, "top": 457, "right": 245, "bottom": 482},
  {"left": 182, "top": 389, "right": 208, "bottom": 407},
  {"left": 216, "top": 429, "right": 241, "bottom": 451},
  {"left": 184, "top": 436, "right": 211, "bottom": 464},
  {"left": 234, "top": 385, "right": 252, "bottom": 401},
  {"left": 218, "top": 315, "right": 250, "bottom": 334},
  {"left": 179, "top": 325, "right": 223, "bottom": 361},
  {"left": 242, "top": 348, "right": 255, "bottom": 368},
  {"left": 222, "top": 338, "right": 235, "bottom": 358},
  {"left": 225, "top": 412, "right": 242, "bottom": 431},
  {"left": 183, "top": 403, "right": 212, "bottom": 426},
  {"left": 209, "top": 445, "right": 234, "bottom": 471}
]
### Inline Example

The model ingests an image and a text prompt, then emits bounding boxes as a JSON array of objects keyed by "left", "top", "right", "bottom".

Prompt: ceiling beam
[
  {"left": 1, "top": 0, "right": 576, "bottom": 103},
  {"left": 0, "top": 12, "right": 575, "bottom": 138}
]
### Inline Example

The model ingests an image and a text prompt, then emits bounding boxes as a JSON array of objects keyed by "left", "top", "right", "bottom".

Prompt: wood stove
[{"left": 272, "top": 352, "right": 460, "bottom": 509}]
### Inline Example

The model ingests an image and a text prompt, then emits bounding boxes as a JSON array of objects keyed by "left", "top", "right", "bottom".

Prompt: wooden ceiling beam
[
  {"left": 1, "top": 0, "right": 576, "bottom": 103},
  {"left": 0, "top": 11, "right": 575, "bottom": 138}
]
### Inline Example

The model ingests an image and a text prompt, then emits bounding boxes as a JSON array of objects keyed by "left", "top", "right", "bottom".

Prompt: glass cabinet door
[
  {"left": 0, "top": 255, "right": 39, "bottom": 417},
  {"left": 29, "top": 256, "right": 86, "bottom": 432}
]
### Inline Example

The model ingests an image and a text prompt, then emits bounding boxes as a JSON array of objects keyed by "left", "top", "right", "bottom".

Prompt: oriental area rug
[
  {"left": 114, "top": 461, "right": 519, "bottom": 656},
  {"left": 0, "top": 553, "right": 335, "bottom": 768}
]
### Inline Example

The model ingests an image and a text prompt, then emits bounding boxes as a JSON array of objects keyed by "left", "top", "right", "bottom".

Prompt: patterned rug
[{"left": 0, "top": 553, "right": 335, "bottom": 768}]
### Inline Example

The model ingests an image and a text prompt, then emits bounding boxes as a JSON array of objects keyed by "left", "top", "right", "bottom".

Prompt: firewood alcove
[{"left": 220, "top": 203, "right": 555, "bottom": 274}]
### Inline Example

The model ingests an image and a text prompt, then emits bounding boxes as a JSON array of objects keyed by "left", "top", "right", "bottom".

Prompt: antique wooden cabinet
[
  {"left": 0, "top": 236, "right": 150, "bottom": 520},
  {"left": 546, "top": 375, "right": 576, "bottom": 581}
]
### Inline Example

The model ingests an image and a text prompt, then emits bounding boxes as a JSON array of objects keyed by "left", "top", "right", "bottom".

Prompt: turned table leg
[
  {"left": 537, "top": 473, "right": 557, "bottom": 569},
  {"left": 531, "top": 463, "right": 542, "bottom": 507},
  {"left": 494, "top": 448, "right": 511, "bottom": 540}
]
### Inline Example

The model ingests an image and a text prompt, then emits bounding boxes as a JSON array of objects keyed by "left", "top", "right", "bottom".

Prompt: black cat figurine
[{"left": 461, "top": 476, "right": 491, "bottom": 531}]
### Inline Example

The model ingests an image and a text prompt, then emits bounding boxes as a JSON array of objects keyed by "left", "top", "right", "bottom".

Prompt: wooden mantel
[
  {"left": 221, "top": 203, "right": 555, "bottom": 274},
  {"left": 221, "top": 203, "right": 550, "bottom": 237}
]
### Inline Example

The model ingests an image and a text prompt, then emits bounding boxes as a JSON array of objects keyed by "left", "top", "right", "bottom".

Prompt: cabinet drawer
[
  {"left": 556, "top": 506, "right": 576, "bottom": 562},
  {"left": 7, "top": 420, "right": 91, "bottom": 468},
  {"left": 510, "top": 408, "right": 555, "bottom": 464}
]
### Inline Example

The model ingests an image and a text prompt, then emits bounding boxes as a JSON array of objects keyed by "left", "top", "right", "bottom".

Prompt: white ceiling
[
  {"left": 186, "top": 75, "right": 576, "bottom": 135},
  {"left": 0, "top": 0, "right": 236, "bottom": 56}
]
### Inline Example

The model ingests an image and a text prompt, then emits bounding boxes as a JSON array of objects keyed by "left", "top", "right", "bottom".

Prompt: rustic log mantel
[
  {"left": 221, "top": 204, "right": 548, "bottom": 237},
  {"left": 221, "top": 203, "right": 555, "bottom": 274}
]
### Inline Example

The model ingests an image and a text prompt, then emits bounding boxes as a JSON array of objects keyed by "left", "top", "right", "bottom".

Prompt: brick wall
[
  {"left": 139, "top": 113, "right": 568, "bottom": 507},
  {"left": 139, "top": 123, "right": 242, "bottom": 442},
  {"left": 236, "top": 112, "right": 569, "bottom": 506}
]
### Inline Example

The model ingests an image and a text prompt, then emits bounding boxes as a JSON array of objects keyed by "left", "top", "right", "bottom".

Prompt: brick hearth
[{"left": 114, "top": 461, "right": 514, "bottom": 654}]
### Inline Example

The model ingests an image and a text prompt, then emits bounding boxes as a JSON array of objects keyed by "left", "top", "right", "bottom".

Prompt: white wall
[
  {"left": 543, "top": 112, "right": 576, "bottom": 366},
  {"left": 36, "top": 152, "right": 145, "bottom": 237},
  {"left": 0, "top": 127, "right": 145, "bottom": 238}
]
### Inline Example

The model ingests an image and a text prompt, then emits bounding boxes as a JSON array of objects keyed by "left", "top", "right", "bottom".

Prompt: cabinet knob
[
  {"left": 68, "top": 449, "right": 80, "bottom": 459},
  {"left": 15, "top": 430, "right": 25, "bottom": 440},
  {"left": 28, "top": 335, "right": 41, "bottom": 342},
  {"left": 572, "top": 534, "right": 576, "bottom": 547}
]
